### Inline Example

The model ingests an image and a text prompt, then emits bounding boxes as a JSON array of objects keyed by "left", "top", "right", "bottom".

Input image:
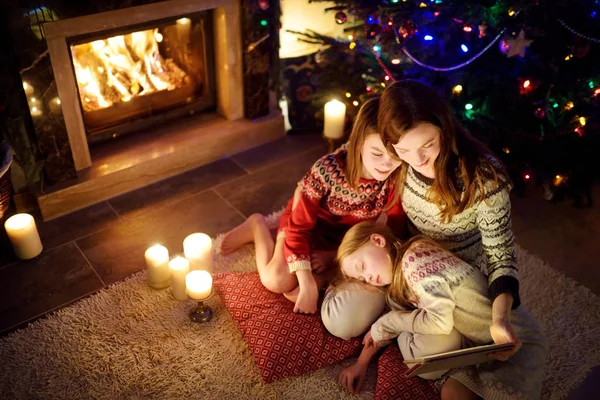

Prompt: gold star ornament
[{"left": 505, "top": 30, "right": 533, "bottom": 58}]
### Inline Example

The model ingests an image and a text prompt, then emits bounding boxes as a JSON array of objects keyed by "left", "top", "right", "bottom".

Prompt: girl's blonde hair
[
  {"left": 345, "top": 97, "right": 402, "bottom": 211},
  {"left": 336, "top": 221, "right": 425, "bottom": 310},
  {"left": 378, "top": 80, "right": 510, "bottom": 223}
]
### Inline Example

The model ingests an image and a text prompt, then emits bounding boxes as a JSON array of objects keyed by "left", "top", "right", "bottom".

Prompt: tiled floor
[{"left": 0, "top": 133, "right": 598, "bottom": 398}]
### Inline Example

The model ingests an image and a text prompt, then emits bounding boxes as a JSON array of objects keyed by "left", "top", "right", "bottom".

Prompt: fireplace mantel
[
  {"left": 44, "top": 0, "right": 244, "bottom": 171},
  {"left": 31, "top": 0, "right": 284, "bottom": 220}
]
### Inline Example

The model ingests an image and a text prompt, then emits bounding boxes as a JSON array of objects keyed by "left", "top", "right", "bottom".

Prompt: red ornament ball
[
  {"left": 534, "top": 107, "right": 546, "bottom": 119},
  {"left": 258, "top": 0, "right": 269, "bottom": 11},
  {"left": 335, "top": 11, "right": 347, "bottom": 25}
]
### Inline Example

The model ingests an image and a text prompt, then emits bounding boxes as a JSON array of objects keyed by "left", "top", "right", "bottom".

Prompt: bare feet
[
  {"left": 283, "top": 285, "right": 299, "bottom": 304},
  {"left": 220, "top": 214, "right": 266, "bottom": 255}
]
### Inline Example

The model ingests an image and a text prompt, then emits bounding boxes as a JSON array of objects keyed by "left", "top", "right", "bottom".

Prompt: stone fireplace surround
[{"left": 37, "top": 0, "right": 283, "bottom": 220}]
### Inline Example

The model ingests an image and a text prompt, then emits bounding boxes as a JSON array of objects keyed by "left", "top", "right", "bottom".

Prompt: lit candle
[
  {"left": 186, "top": 270, "right": 213, "bottom": 301},
  {"left": 144, "top": 245, "right": 171, "bottom": 289},
  {"left": 4, "top": 213, "right": 43, "bottom": 259},
  {"left": 183, "top": 233, "right": 213, "bottom": 273},
  {"left": 168, "top": 256, "right": 190, "bottom": 301},
  {"left": 323, "top": 99, "right": 347, "bottom": 139}
]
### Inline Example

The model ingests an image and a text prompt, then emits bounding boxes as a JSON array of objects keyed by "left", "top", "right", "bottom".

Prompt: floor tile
[
  {"left": 216, "top": 146, "right": 327, "bottom": 217},
  {"left": 77, "top": 190, "right": 245, "bottom": 285},
  {"left": 108, "top": 158, "right": 247, "bottom": 220},
  {"left": 36, "top": 202, "right": 120, "bottom": 250},
  {"left": 0, "top": 243, "right": 104, "bottom": 334},
  {"left": 231, "top": 133, "right": 326, "bottom": 172}
]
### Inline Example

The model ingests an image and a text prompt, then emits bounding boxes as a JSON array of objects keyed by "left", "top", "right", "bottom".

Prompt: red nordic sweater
[{"left": 282, "top": 146, "right": 407, "bottom": 273}]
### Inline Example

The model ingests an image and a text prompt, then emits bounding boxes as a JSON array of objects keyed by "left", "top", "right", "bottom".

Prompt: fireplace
[
  {"left": 7, "top": 0, "right": 283, "bottom": 220},
  {"left": 68, "top": 13, "right": 215, "bottom": 143}
]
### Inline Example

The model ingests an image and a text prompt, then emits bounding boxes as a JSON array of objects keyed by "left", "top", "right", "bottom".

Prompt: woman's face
[
  {"left": 340, "top": 234, "right": 393, "bottom": 287},
  {"left": 392, "top": 123, "right": 441, "bottom": 179},
  {"left": 361, "top": 134, "right": 402, "bottom": 181}
]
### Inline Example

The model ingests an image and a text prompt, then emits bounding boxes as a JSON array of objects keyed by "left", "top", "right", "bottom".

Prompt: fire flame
[{"left": 71, "top": 28, "right": 188, "bottom": 111}]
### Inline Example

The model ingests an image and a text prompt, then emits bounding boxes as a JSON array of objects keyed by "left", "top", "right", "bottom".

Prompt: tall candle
[
  {"left": 145, "top": 245, "right": 171, "bottom": 289},
  {"left": 183, "top": 233, "right": 213, "bottom": 273},
  {"left": 168, "top": 256, "right": 190, "bottom": 301},
  {"left": 4, "top": 213, "right": 43, "bottom": 259},
  {"left": 186, "top": 270, "right": 213, "bottom": 301},
  {"left": 323, "top": 99, "right": 347, "bottom": 139}
]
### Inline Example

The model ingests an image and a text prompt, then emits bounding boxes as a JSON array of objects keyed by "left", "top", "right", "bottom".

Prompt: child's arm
[
  {"left": 293, "top": 269, "right": 319, "bottom": 314},
  {"left": 370, "top": 276, "right": 455, "bottom": 344},
  {"left": 339, "top": 338, "right": 382, "bottom": 394},
  {"left": 285, "top": 162, "right": 330, "bottom": 313}
]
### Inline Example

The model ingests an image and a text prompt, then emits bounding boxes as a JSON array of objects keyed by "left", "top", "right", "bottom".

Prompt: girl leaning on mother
[{"left": 322, "top": 80, "right": 524, "bottom": 362}]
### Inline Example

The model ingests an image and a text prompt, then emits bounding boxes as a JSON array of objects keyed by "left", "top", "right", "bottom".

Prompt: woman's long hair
[
  {"left": 345, "top": 97, "right": 402, "bottom": 211},
  {"left": 336, "top": 221, "right": 423, "bottom": 309},
  {"left": 378, "top": 80, "right": 509, "bottom": 223}
]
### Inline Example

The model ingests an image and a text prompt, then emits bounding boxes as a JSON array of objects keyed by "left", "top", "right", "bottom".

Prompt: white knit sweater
[{"left": 401, "top": 166, "right": 520, "bottom": 306}]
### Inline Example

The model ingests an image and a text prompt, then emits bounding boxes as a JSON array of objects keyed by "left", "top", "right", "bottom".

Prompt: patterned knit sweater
[
  {"left": 284, "top": 146, "right": 406, "bottom": 273},
  {"left": 370, "top": 241, "right": 546, "bottom": 400},
  {"left": 401, "top": 166, "right": 520, "bottom": 307}
]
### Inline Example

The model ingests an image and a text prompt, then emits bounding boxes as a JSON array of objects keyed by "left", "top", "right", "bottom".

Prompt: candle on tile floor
[
  {"left": 183, "top": 233, "right": 213, "bottom": 273},
  {"left": 4, "top": 213, "right": 43, "bottom": 260},
  {"left": 168, "top": 256, "right": 190, "bottom": 301},
  {"left": 186, "top": 270, "right": 213, "bottom": 301},
  {"left": 144, "top": 244, "right": 171, "bottom": 289},
  {"left": 323, "top": 99, "right": 346, "bottom": 139}
]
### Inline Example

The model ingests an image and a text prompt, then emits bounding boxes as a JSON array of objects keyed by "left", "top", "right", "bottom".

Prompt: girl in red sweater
[{"left": 220, "top": 98, "right": 407, "bottom": 314}]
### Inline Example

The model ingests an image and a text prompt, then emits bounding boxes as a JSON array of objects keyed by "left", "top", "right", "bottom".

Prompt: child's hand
[
  {"left": 489, "top": 320, "right": 522, "bottom": 361},
  {"left": 293, "top": 270, "right": 319, "bottom": 314},
  {"left": 339, "top": 361, "right": 368, "bottom": 394},
  {"left": 362, "top": 330, "right": 379, "bottom": 349}
]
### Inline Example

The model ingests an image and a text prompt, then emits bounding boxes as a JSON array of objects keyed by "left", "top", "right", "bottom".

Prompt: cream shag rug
[{"left": 1, "top": 211, "right": 599, "bottom": 400}]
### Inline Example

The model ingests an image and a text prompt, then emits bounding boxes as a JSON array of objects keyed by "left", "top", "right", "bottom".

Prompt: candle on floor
[
  {"left": 323, "top": 99, "right": 347, "bottom": 139},
  {"left": 183, "top": 233, "right": 213, "bottom": 273},
  {"left": 168, "top": 256, "right": 190, "bottom": 301},
  {"left": 186, "top": 270, "right": 213, "bottom": 301},
  {"left": 4, "top": 213, "right": 43, "bottom": 260},
  {"left": 145, "top": 244, "right": 171, "bottom": 289}
]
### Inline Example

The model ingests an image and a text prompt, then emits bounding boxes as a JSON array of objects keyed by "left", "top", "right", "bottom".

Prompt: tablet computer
[{"left": 403, "top": 342, "right": 516, "bottom": 377}]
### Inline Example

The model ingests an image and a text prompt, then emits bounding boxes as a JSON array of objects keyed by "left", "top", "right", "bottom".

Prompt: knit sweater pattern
[
  {"left": 284, "top": 147, "right": 405, "bottom": 273},
  {"left": 401, "top": 166, "right": 520, "bottom": 306}
]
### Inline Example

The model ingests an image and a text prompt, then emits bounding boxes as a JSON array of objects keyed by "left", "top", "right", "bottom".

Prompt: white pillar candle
[
  {"left": 183, "top": 233, "right": 213, "bottom": 273},
  {"left": 145, "top": 244, "right": 171, "bottom": 289},
  {"left": 323, "top": 99, "right": 347, "bottom": 139},
  {"left": 168, "top": 256, "right": 190, "bottom": 301},
  {"left": 4, "top": 213, "right": 43, "bottom": 260},
  {"left": 186, "top": 270, "right": 213, "bottom": 301}
]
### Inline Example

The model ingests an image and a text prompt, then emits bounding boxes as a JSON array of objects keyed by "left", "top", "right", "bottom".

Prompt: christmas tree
[{"left": 293, "top": 0, "right": 599, "bottom": 202}]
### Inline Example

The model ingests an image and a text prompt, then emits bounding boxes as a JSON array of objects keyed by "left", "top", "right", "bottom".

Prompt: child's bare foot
[
  {"left": 220, "top": 214, "right": 266, "bottom": 255},
  {"left": 283, "top": 285, "right": 300, "bottom": 303}
]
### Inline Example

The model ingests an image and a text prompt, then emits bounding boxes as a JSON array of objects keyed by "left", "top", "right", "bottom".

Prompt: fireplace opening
[{"left": 67, "top": 12, "right": 215, "bottom": 144}]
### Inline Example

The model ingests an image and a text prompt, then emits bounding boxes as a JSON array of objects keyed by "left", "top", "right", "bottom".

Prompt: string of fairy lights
[{"left": 336, "top": 3, "right": 599, "bottom": 138}]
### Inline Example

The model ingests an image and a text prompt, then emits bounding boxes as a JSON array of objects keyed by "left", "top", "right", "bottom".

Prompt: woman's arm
[
  {"left": 476, "top": 185, "right": 521, "bottom": 309},
  {"left": 489, "top": 292, "right": 522, "bottom": 360},
  {"left": 477, "top": 183, "right": 523, "bottom": 357}
]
